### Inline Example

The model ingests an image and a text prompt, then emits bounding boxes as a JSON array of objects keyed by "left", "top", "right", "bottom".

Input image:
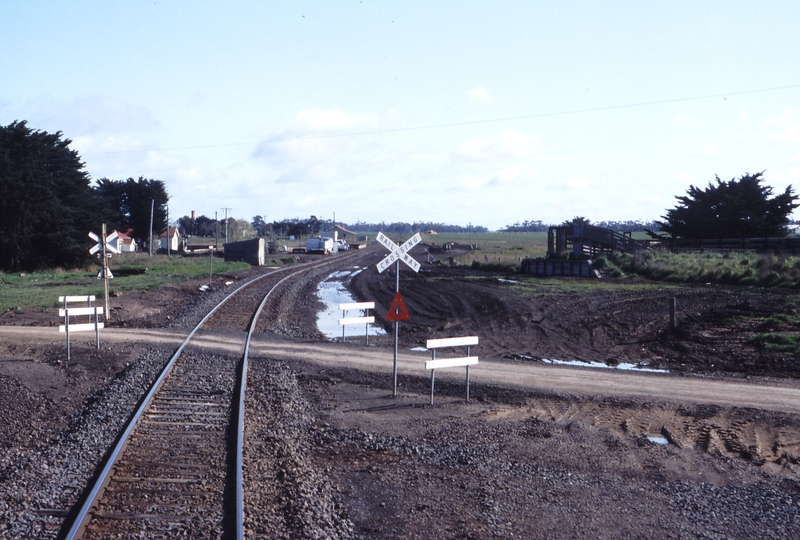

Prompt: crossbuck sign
[
  {"left": 375, "top": 232, "right": 421, "bottom": 273},
  {"left": 375, "top": 231, "right": 423, "bottom": 396},
  {"left": 89, "top": 230, "right": 120, "bottom": 256}
]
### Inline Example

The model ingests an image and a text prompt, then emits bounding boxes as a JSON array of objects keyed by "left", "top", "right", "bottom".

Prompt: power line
[{"left": 79, "top": 84, "right": 800, "bottom": 156}]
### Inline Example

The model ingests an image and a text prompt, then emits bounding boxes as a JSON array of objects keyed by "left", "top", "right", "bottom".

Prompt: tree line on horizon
[
  {"left": 501, "top": 219, "right": 663, "bottom": 233},
  {"left": 503, "top": 173, "right": 798, "bottom": 239},
  {"left": 175, "top": 214, "right": 490, "bottom": 239},
  {"left": 3, "top": 120, "right": 798, "bottom": 271}
]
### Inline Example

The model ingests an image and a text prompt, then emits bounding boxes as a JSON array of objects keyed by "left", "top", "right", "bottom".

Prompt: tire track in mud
[{"left": 504, "top": 395, "right": 800, "bottom": 471}]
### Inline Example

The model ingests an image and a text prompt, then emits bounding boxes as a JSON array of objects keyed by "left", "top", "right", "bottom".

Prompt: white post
[
  {"left": 95, "top": 307, "right": 100, "bottom": 348},
  {"left": 393, "top": 260, "right": 400, "bottom": 396},
  {"left": 466, "top": 345, "right": 471, "bottom": 402},
  {"left": 430, "top": 348, "right": 436, "bottom": 405},
  {"left": 64, "top": 299, "right": 70, "bottom": 362}
]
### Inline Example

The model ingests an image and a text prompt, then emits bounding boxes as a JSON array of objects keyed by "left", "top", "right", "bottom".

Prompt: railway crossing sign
[
  {"left": 375, "top": 231, "right": 424, "bottom": 396},
  {"left": 376, "top": 232, "right": 421, "bottom": 273},
  {"left": 88, "top": 224, "right": 116, "bottom": 322},
  {"left": 89, "top": 230, "right": 120, "bottom": 255}
]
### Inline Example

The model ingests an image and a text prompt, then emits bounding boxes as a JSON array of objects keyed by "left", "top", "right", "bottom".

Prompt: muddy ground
[
  {"left": 2, "top": 245, "right": 800, "bottom": 537},
  {"left": 350, "top": 246, "right": 800, "bottom": 379}
]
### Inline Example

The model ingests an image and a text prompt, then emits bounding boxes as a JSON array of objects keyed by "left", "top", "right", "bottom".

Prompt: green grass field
[
  {"left": 419, "top": 231, "right": 548, "bottom": 268},
  {"left": 0, "top": 253, "right": 253, "bottom": 313}
]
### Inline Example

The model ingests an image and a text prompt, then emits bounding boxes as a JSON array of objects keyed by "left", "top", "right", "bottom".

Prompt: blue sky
[{"left": 3, "top": 1, "right": 800, "bottom": 230}]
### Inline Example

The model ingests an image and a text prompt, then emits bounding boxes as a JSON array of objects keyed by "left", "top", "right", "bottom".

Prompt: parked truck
[{"left": 306, "top": 236, "right": 336, "bottom": 254}]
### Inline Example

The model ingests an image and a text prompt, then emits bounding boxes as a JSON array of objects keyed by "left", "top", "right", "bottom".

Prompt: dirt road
[{"left": 5, "top": 326, "right": 798, "bottom": 414}]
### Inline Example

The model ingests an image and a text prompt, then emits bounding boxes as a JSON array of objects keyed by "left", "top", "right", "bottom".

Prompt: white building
[
  {"left": 159, "top": 227, "right": 181, "bottom": 251},
  {"left": 110, "top": 230, "right": 137, "bottom": 253}
]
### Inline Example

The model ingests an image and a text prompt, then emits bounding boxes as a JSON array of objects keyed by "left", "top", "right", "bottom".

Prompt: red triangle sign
[{"left": 386, "top": 291, "right": 411, "bottom": 321}]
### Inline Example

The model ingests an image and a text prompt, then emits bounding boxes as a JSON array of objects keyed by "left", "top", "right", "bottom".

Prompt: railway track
[{"left": 60, "top": 251, "right": 366, "bottom": 539}]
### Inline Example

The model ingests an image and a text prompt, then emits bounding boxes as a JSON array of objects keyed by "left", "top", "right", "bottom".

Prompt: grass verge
[
  {"left": 0, "top": 253, "right": 254, "bottom": 313},
  {"left": 604, "top": 250, "right": 800, "bottom": 288}
]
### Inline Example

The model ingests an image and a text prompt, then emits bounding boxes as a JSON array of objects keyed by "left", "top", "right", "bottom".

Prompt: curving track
[{"left": 61, "top": 250, "right": 369, "bottom": 539}]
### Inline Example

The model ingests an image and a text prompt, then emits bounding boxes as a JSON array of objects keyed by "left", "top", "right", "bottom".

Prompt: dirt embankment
[{"left": 350, "top": 246, "right": 800, "bottom": 379}]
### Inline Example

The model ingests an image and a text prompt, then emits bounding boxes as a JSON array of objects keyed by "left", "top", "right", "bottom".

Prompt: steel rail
[
  {"left": 235, "top": 266, "right": 311, "bottom": 539},
  {"left": 234, "top": 250, "right": 364, "bottom": 536},
  {"left": 62, "top": 258, "right": 324, "bottom": 540}
]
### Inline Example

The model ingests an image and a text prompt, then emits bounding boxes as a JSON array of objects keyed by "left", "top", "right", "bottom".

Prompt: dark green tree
[
  {"left": 94, "top": 177, "right": 127, "bottom": 231},
  {"left": 657, "top": 172, "right": 798, "bottom": 239},
  {"left": 0, "top": 121, "right": 99, "bottom": 271},
  {"left": 94, "top": 176, "right": 169, "bottom": 247},
  {"left": 177, "top": 214, "right": 218, "bottom": 238}
]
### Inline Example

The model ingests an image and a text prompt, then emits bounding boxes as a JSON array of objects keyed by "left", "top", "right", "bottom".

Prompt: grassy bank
[
  {"left": 599, "top": 250, "right": 800, "bottom": 288},
  {"left": 0, "top": 253, "right": 255, "bottom": 313}
]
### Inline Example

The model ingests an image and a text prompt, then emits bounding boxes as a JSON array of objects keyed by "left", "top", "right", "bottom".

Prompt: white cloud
[
  {"left": 760, "top": 109, "right": 800, "bottom": 145},
  {"left": 466, "top": 85, "right": 493, "bottom": 105},
  {"left": 551, "top": 176, "right": 590, "bottom": 190},
  {"left": 241, "top": 110, "right": 557, "bottom": 226},
  {"left": 672, "top": 114, "right": 697, "bottom": 126},
  {"left": 701, "top": 143, "right": 719, "bottom": 155},
  {"left": 673, "top": 172, "right": 698, "bottom": 186},
  {"left": 455, "top": 129, "right": 541, "bottom": 161},
  {"left": 778, "top": 124, "right": 800, "bottom": 145},
  {"left": 460, "top": 175, "right": 486, "bottom": 189},
  {"left": 294, "top": 108, "right": 379, "bottom": 132},
  {"left": 20, "top": 95, "right": 161, "bottom": 136},
  {"left": 494, "top": 167, "right": 521, "bottom": 184},
  {"left": 74, "top": 134, "right": 156, "bottom": 155}
]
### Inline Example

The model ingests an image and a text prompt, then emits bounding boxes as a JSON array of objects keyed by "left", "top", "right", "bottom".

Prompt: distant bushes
[
  {"left": 470, "top": 260, "right": 519, "bottom": 272},
  {"left": 749, "top": 333, "right": 800, "bottom": 355},
  {"left": 603, "top": 250, "right": 800, "bottom": 288}
]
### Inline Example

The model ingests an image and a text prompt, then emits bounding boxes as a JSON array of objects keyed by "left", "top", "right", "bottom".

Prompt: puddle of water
[
  {"left": 498, "top": 278, "right": 521, "bottom": 284},
  {"left": 409, "top": 347, "right": 428, "bottom": 352},
  {"left": 647, "top": 435, "right": 669, "bottom": 445},
  {"left": 537, "top": 357, "right": 669, "bottom": 373},
  {"left": 316, "top": 269, "right": 386, "bottom": 340}
]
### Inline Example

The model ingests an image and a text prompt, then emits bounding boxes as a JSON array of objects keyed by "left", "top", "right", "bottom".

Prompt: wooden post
[
  {"left": 102, "top": 223, "right": 110, "bottom": 322},
  {"left": 209, "top": 246, "right": 214, "bottom": 284},
  {"left": 669, "top": 297, "right": 676, "bottom": 331}
]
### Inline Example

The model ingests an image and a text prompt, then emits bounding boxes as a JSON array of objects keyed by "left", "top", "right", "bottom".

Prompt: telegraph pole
[
  {"left": 221, "top": 207, "right": 232, "bottom": 245},
  {"left": 149, "top": 199, "right": 154, "bottom": 257},
  {"left": 102, "top": 223, "right": 110, "bottom": 322},
  {"left": 166, "top": 205, "right": 171, "bottom": 258}
]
